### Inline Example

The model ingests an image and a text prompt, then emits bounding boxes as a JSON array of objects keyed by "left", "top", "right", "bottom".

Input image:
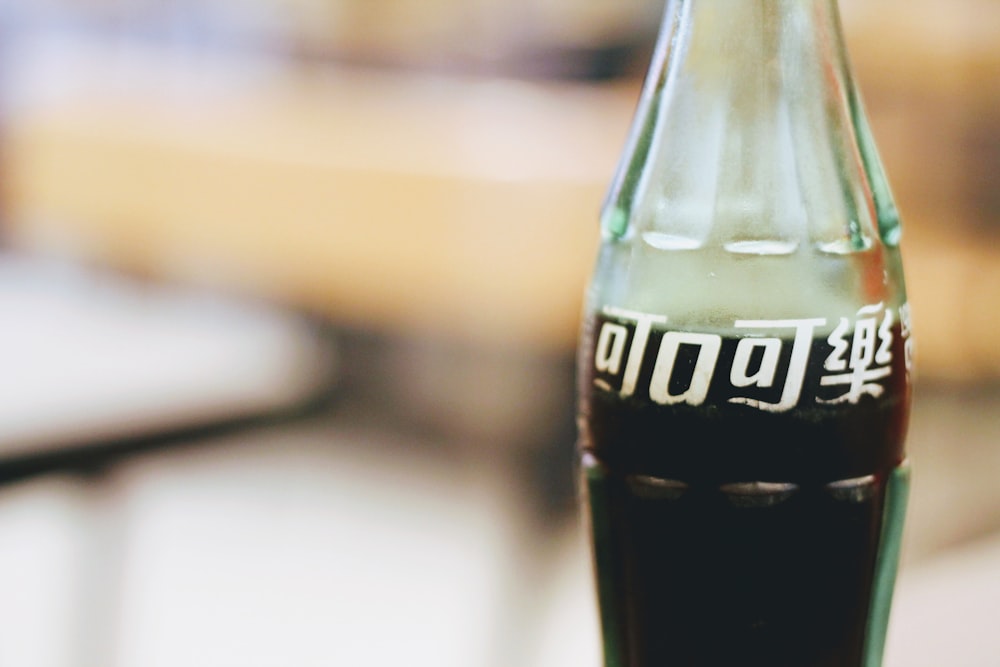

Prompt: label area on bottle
[
  {"left": 580, "top": 302, "right": 913, "bottom": 484},
  {"left": 590, "top": 302, "right": 913, "bottom": 414}
]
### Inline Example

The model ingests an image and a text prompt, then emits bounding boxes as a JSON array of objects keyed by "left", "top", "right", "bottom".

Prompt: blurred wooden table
[{"left": 3, "top": 58, "right": 621, "bottom": 351}]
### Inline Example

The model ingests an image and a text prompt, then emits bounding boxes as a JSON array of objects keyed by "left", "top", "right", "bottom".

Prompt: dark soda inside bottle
[{"left": 578, "top": 313, "right": 911, "bottom": 667}]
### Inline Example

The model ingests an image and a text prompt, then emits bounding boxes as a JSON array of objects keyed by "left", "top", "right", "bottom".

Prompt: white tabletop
[{"left": 0, "top": 255, "right": 332, "bottom": 458}]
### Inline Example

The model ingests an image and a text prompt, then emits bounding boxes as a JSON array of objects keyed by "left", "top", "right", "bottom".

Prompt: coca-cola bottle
[{"left": 576, "top": 1, "right": 913, "bottom": 666}]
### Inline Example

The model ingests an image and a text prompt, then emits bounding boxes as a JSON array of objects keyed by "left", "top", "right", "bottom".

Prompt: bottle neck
[{"left": 603, "top": 0, "right": 888, "bottom": 255}]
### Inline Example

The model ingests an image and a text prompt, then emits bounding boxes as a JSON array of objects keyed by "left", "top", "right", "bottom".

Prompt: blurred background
[{"left": 0, "top": 0, "right": 997, "bottom": 665}]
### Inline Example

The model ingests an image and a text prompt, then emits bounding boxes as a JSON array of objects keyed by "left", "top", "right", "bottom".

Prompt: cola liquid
[{"left": 578, "top": 311, "right": 910, "bottom": 667}]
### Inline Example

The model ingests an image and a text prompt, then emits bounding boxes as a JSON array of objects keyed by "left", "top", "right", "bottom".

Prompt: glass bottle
[{"left": 576, "top": 1, "right": 912, "bottom": 666}]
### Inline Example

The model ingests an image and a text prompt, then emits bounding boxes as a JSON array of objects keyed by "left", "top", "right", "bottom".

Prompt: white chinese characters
[
  {"left": 592, "top": 304, "right": 910, "bottom": 412},
  {"left": 727, "top": 318, "right": 826, "bottom": 412},
  {"left": 819, "top": 304, "right": 894, "bottom": 405}
]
